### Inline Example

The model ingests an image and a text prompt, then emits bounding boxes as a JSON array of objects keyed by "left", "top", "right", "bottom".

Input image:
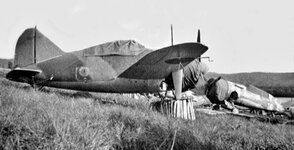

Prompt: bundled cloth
[{"left": 206, "top": 77, "right": 284, "bottom": 112}]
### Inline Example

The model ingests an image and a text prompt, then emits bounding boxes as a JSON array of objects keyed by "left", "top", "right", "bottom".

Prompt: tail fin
[{"left": 14, "top": 27, "right": 64, "bottom": 67}]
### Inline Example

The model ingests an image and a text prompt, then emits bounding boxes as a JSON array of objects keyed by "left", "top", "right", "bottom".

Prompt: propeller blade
[
  {"left": 172, "top": 68, "right": 183, "bottom": 100},
  {"left": 197, "top": 29, "right": 201, "bottom": 43}
]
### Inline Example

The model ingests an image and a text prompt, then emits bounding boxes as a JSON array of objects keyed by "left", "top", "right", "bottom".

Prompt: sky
[{"left": 0, "top": 0, "right": 293, "bottom": 73}]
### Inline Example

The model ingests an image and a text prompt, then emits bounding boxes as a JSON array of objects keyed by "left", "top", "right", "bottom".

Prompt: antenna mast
[
  {"left": 33, "top": 26, "right": 37, "bottom": 64},
  {"left": 171, "top": 24, "right": 174, "bottom": 46},
  {"left": 197, "top": 29, "right": 201, "bottom": 62}
]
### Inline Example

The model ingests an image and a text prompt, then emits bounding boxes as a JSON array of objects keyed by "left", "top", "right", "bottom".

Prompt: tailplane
[{"left": 14, "top": 27, "right": 64, "bottom": 67}]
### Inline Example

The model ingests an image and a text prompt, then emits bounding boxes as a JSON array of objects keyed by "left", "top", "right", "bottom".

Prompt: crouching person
[
  {"left": 224, "top": 91, "right": 239, "bottom": 113},
  {"left": 206, "top": 77, "right": 239, "bottom": 113}
]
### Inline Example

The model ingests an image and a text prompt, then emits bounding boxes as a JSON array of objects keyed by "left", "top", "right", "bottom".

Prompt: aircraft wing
[
  {"left": 6, "top": 68, "right": 41, "bottom": 82},
  {"left": 119, "top": 42, "right": 208, "bottom": 79}
]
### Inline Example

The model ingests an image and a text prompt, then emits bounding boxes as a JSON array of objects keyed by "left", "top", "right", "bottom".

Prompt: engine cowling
[{"left": 165, "top": 60, "right": 209, "bottom": 92}]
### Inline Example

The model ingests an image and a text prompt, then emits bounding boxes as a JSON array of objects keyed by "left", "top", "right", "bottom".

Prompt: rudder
[{"left": 14, "top": 27, "right": 64, "bottom": 67}]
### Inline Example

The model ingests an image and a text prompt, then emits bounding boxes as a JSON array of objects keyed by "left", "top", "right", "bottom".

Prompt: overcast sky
[{"left": 0, "top": 0, "right": 293, "bottom": 73}]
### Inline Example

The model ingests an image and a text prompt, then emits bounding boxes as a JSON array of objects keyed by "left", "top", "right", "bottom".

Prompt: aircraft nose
[
  {"left": 287, "top": 107, "right": 294, "bottom": 119},
  {"left": 199, "top": 62, "right": 209, "bottom": 75}
]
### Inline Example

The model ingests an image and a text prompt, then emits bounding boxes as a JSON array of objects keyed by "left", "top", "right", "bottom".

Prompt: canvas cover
[
  {"left": 206, "top": 79, "right": 269, "bottom": 104},
  {"left": 182, "top": 60, "right": 209, "bottom": 91},
  {"left": 206, "top": 78, "right": 229, "bottom": 104},
  {"left": 206, "top": 78, "right": 285, "bottom": 112},
  {"left": 83, "top": 40, "right": 148, "bottom": 56},
  {"left": 165, "top": 60, "right": 209, "bottom": 91}
]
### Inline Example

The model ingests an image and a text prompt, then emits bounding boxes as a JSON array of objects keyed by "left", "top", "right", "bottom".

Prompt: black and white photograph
[{"left": 0, "top": 0, "right": 293, "bottom": 149}]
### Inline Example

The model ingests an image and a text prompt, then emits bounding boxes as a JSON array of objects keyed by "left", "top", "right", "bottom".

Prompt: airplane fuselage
[
  {"left": 28, "top": 49, "right": 163, "bottom": 93},
  {"left": 7, "top": 28, "right": 208, "bottom": 94}
]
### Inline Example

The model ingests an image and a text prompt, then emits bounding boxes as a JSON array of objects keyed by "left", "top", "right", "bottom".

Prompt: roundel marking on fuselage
[{"left": 79, "top": 66, "right": 90, "bottom": 77}]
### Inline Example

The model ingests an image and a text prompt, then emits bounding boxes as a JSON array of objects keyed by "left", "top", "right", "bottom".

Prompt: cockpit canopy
[{"left": 83, "top": 40, "right": 149, "bottom": 56}]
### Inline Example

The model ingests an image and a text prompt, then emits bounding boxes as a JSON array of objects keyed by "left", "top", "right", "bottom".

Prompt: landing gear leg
[{"left": 30, "top": 76, "right": 45, "bottom": 91}]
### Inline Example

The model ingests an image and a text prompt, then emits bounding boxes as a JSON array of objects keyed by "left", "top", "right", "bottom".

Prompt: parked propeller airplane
[
  {"left": 6, "top": 27, "right": 208, "bottom": 96},
  {"left": 5, "top": 27, "right": 294, "bottom": 121}
]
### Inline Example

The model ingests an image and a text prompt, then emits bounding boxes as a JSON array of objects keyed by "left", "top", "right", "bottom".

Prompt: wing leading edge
[{"left": 118, "top": 42, "right": 208, "bottom": 79}]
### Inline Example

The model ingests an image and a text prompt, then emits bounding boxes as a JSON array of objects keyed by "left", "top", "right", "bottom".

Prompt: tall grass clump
[{"left": 1, "top": 77, "right": 294, "bottom": 150}]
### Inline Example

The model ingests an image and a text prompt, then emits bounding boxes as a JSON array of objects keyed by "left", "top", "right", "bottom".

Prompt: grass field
[{"left": 1, "top": 78, "right": 294, "bottom": 150}]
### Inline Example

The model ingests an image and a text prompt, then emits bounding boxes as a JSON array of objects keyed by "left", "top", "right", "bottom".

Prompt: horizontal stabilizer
[{"left": 6, "top": 68, "right": 41, "bottom": 82}]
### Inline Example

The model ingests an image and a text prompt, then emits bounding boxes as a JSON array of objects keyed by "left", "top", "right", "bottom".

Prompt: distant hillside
[
  {"left": 0, "top": 58, "right": 13, "bottom": 68},
  {"left": 206, "top": 72, "right": 294, "bottom": 97}
]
